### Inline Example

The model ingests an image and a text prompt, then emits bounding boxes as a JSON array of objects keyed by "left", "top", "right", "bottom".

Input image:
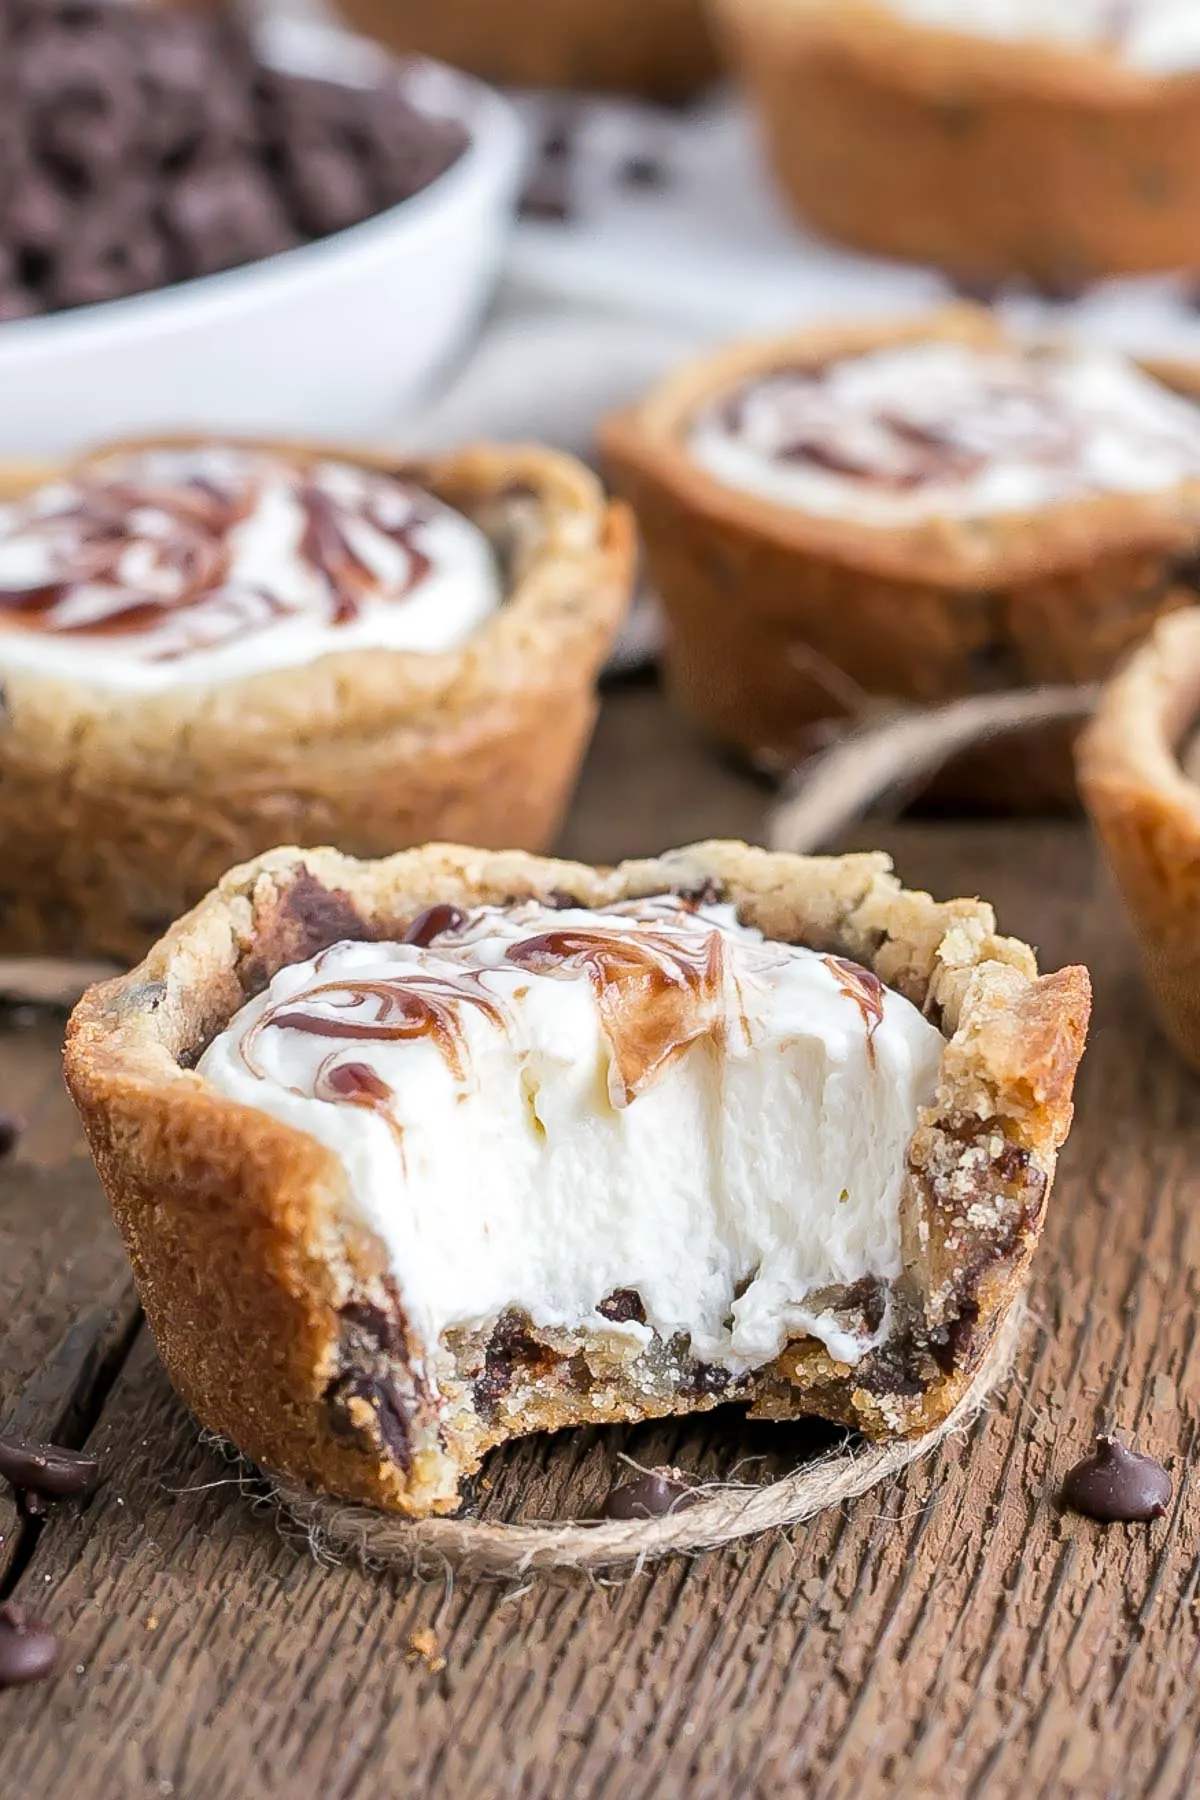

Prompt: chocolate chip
[
  {"left": 601, "top": 1467, "right": 699, "bottom": 1520},
  {"left": 1061, "top": 1434, "right": 1172, "bottom": 1522},
  {"left": 280, "top": 140, "right": 373, "bottom": 237},
  {"left": 519, "top": 169, "right": 571, "bottom": 224},
  {"left": 325, "top": 1370, "right": 414, "bottom": 1471},
  {"left": 0, "top": 1113, "right": 24, "bottom": 1157},
  {"left": 403, "top": 904, "right": 466, "bottom": 948},
  {"left": 685, "top": 1362, "right": 731, "bottom": 1398},
  {"left": 0, "top": 1602, "right": 59, "bottom": 1688},
  {"left": 619, "top": 152, "right": 667, "bottom": 190},
  {"left": 597, "top": 1288, "right": 646, "bottom": 1325},
  {"left": 672, "top": 875, "right": 725, "bottom": 908},
  {"left": 0, "top": 1433, "right": 99, "bottom": 1499},
  {"left": 162, "top": 160, "right": 297, "bottom": 280},
  {"left": 952, "top": 275, "right": 1003, "bottom": 306},
  {"left": 0, "top": 285, "right": 39, "bottom": 322}
]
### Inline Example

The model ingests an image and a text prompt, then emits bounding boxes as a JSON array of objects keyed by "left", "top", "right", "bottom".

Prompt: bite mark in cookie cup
[
  {"left": 0, "top": 438, "right": 633, "bottom": 961},
  {"left": 602, "top": 306, "right": 1200, "bottom": 809}
]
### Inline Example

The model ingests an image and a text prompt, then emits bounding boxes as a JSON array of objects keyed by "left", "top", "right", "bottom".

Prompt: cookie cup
[
  {"left": 1078, "top": 611, "right": 1200, "bottom": 1069},
  {"left": 0, "top": 437, "right": 633, "bottom": 963},
  {"left": 65, "top": 838, "right": 1090, "bottom": 1517},
  {"left": 714, "top": 0, "right": 1200, "bottom": 285},
  {"left": 602, "top": 307, "right": 1200, "bottom": 809}
]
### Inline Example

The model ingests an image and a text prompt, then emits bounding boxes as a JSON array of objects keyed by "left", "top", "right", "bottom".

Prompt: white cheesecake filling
[
  {"left": 0, "top": 446, "right": 501, "bottom": 692},
  {"left": 198, "top": 895, "right": 945, "bottom": 1377},
  {"left": 688, "top": 340, "right": 1200, "bottom": 526},
  {"left": 878, "top": 0, "right": 1200, "bottom": 73}
]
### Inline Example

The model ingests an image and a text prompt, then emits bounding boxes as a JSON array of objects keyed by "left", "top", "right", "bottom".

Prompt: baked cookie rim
[
  {"left": 0, "top": 433, "right": 634, "bottom": 744},
  {"left": 601, "top": 304, "right": 1200, "bottom": 589},
  {"left": 726, "top": 0, "right": 1200, "bottom": 104}
]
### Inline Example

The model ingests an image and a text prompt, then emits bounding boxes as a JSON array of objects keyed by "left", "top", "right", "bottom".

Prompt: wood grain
[{"left": 0, "top": 686, "right": 1196, "bottom": 1800}]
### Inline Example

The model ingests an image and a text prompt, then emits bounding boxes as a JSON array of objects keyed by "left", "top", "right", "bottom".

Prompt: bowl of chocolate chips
[{"left": 0, "top": 0, "right": 524, "bottom": 451}]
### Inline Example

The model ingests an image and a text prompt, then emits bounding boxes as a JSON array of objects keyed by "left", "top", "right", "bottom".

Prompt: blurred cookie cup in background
[
  {"left": 0, "top": 437, "right": 632, "bottom": 962},
  {"left": 602, "top": 307, "right": 1200, "bottom": 810},
  {"left": 335, "top": 0, "right": 720, "bottom": 102},
  {"left": 713, "top": 0, "right": 1200, "bottom": 287},
  {"left": 1078, "top": 611, "right": 1200, "bottom": 1070}
]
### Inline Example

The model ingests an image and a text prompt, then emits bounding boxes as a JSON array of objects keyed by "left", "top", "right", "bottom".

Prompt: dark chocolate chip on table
[
  {"left": 619, "top": 152, "right": 667, "bottom": 190},
  {"left": 1061, "top": 1434, "right": 1172, "bottom": 1522},
  {"left": 518, "top": 170, "right": 571, "bottom": 225},
  {"left": 0, "top": 1602, "right": 59, "bottom": 1689},
  {"left": 0, "top": 1433, "right": 100, "bottom": 1500},
  {"left": 602, "top": 1466, "right": 700, "bottom": 1521}
]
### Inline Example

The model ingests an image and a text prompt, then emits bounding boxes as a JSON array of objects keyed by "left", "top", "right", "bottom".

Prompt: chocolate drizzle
[
  {"left": 702, "top": 346, "right": 1200, "bottom": 503},
  {"left": 247, "top": 972, "right": 505, "bottom": 1086},
  {"left": 0, "top": 451, "right": 441, "bottom": 660},
  {"left": 505, "top": 924, "right": 729, "bottom": 1105},
  {"left": 823, "top": 956, "right": 886, "bottom": 1066},
  {"left": 403, "top": 904, "right": 467, "bottom": 948}
]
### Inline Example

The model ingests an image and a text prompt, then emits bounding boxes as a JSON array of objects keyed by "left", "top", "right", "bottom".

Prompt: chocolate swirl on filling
[
  {"left": 244, "top": 974, "right": 506, "bottom": 1089},
  {"left": 0, "top": 452, "right": 439, "bottom": 660},
  {"left": 503, "top": 925, "right": 732, "bottom": 1104},
  {"left": 702, "top": 344, "right": 1200, "bottom": 503}
]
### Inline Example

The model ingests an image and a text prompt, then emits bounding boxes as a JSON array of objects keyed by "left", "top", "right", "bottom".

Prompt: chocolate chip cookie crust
[
  {"left": 714, "top": 0, "right": 1200, "bottom": 284},
  {"left": 64, "top": 838, "right": 1090, "bottom": 1518},
  {"left": 601, "top": 307, "right": 1200, "bottom": 809},
  {"left": 1078, "top": 611, "right": 1200, "bottom": 1070},
  {"left": 336, "top": 0, "right": 719, "bottom": 100},
  {"left": 0, "top": 438, "right": 632, "bottom": 964}
]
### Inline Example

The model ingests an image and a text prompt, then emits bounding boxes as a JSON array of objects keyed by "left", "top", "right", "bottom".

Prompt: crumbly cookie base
[{"left": 65, "top": 839, "right": 1090, "bottom": 1516}]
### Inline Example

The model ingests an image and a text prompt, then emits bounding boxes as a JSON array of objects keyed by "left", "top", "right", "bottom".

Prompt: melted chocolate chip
[
  {"left": 672, "top": 876, "right": 725, "bottom": 908},
  {"left": 601, "top": 1467, "right": 699, "bottom": 1521},
  {"left": 597, "top": 1288, "right": 646, "bottom": 1325},
  {"left": 403, "top": 903, "right": 466, "bottom": 948},
  {"left": 0, "top": 1434, "right": 99, "bottom": 1500},
  {"left": 685, "top": 1362, "right": 731, "bottom": 1399},
  {"left": 1061, "top": 1435, "right": 1172, "bottom": 1522},
  {"left": 338, "top": 1296, "right": 406, "bottom": 1357},
  {"left": 472, "top": 1314, "right": 557, "bottom": 1421},
  {"left": 0, "top": 1111, "right": 23, "bottom": 1157},
  {"left": 241, "top": 868, "right": 375, "bottom": 995},
  {"left": 0, "top": 1603, "right": 59, "bottom": 1688},
  {"left": 325, "top": 1370, "right": 413, "bottom": 1471}
]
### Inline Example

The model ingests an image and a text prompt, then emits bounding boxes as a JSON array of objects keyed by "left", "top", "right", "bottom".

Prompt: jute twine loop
[{"left": 271, "top": 1310, "right": 1021, "bottom": 1578}]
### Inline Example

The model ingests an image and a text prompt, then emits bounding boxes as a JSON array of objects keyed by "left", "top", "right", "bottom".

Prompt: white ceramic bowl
[{"left": 0, "top": 19, "right": 525, "bottom": 455}]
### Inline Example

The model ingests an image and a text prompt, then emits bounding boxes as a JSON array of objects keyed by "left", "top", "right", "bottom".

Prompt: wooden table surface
[{"left": 1, "top": 680, "right": 1196, "bottom": 1800}]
